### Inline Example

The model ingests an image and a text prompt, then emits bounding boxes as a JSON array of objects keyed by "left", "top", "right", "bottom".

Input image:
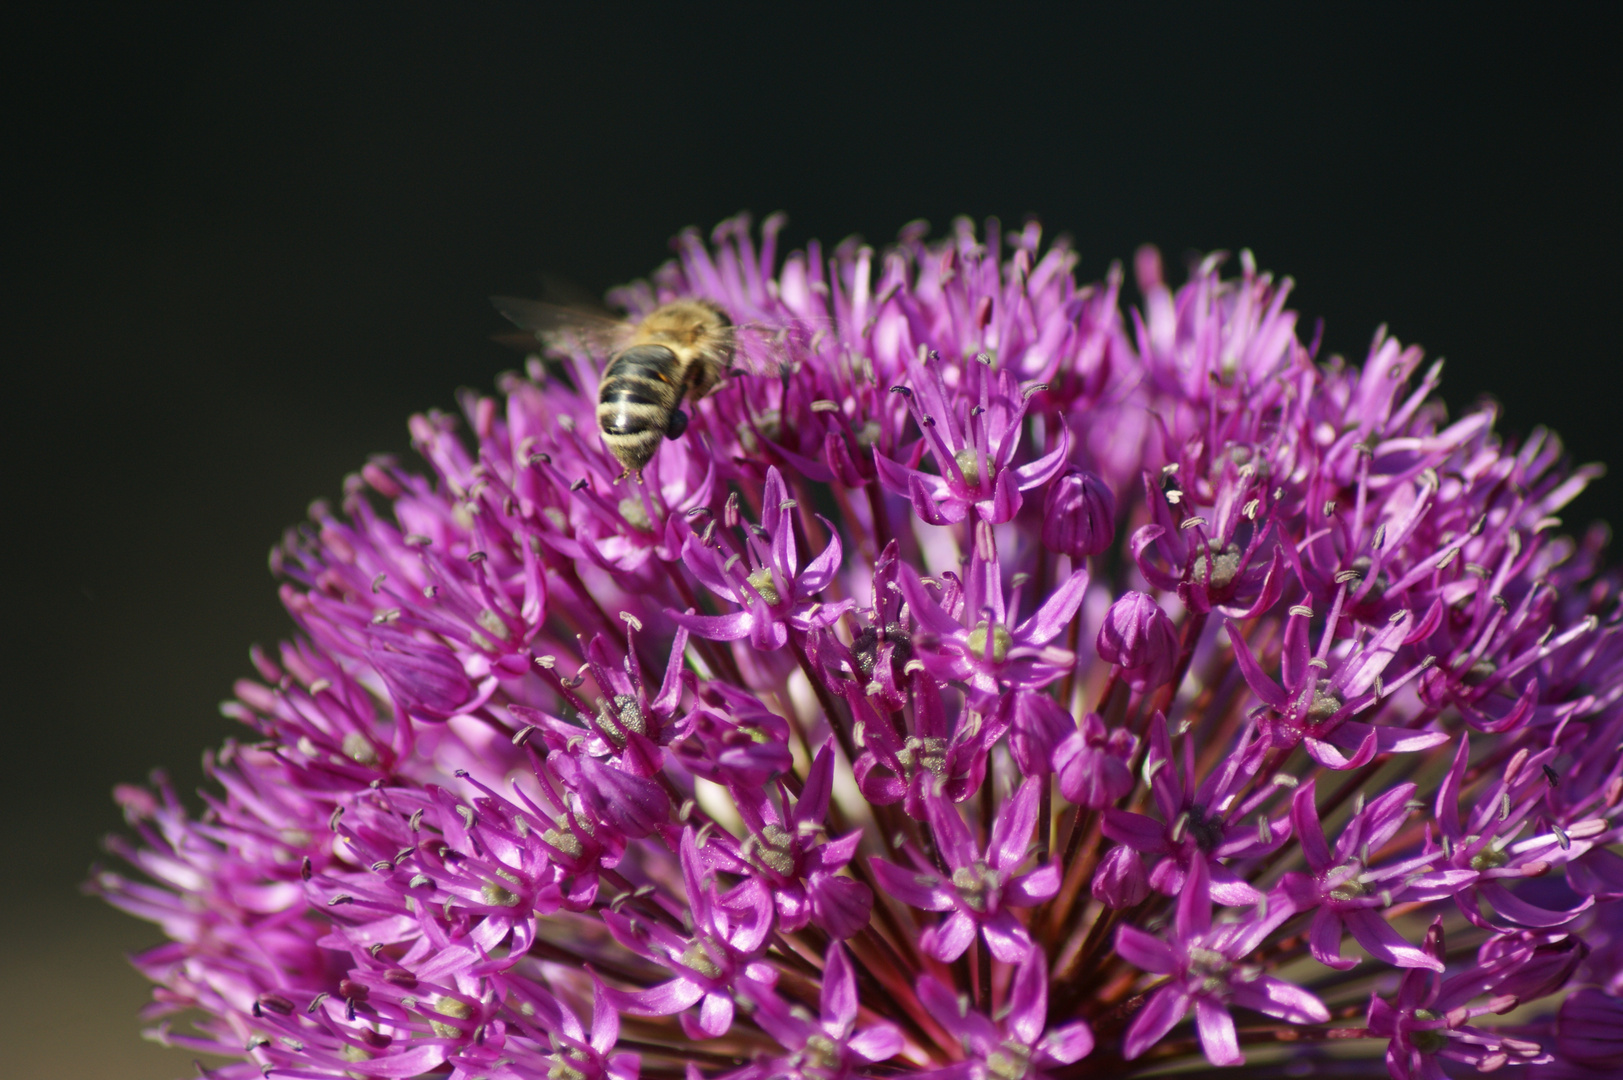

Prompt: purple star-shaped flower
[
  {"left": 696, "top": 745, "right": 874, "bottom": 940},
  {"left": 1117, "top": 861, "right": 1328, "bottom": 1067},
  {"left": 671, "top": 466, "right": 853, "bottom": 650},
  {"left": 604, "top": 828, "right": 775, "bottom": 1038},
  {"left": 871, "top": 778, "right": 1058, "bottom": 963},
  {"left": 875, "top": 353, "right": 1069, "bottom": 525},
  {"left": 1101, "top": 712, "right": 1291, "bottom": 905},
  {"left": 914, "top": 951, "right": 1093, "bottom": 1079},
  {"left": 1366, "top": 918, "right": 1549, "bottom": 1079},
  {"left": 1282, "top": 778, "right": 1475, "bottom": 970},
  {"left": 899, "top": 521, "right": 1086, "bottom": 708},
  {"left": 730, "top": 942, "right": 904, "bottom": 1079}
]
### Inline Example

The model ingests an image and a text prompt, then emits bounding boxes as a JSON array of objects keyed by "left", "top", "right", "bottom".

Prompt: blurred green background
[{"left": 3, "top": 5, "right": 1619, "bottom": 1076}]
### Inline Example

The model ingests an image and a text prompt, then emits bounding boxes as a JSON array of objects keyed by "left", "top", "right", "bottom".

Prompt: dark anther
[
  {"left": 1186, "top": 806, "right": 1226, "bottom": 852},
  {"left": 889, "top": 386, "right": 913, "bottom": 397},
  {"left": 306, "top": 992, "right": 329, "bottom": 1014},
  {"left": 256, "top": 993, "right": 295, "bottom": 1016},
  {"left": 1160, "top": 473, "right": 1184, "bottom": 506},
  {"left": 1542, "top": 764, "right": 1560, "bottom": 787},
  {"left": 300, "top": 857, "right": 312, "bottom": 881}
]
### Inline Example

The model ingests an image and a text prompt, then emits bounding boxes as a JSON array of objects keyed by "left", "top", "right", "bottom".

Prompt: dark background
[{"left": 3, "top": 4, "right": 1619, "bottom": 1076}]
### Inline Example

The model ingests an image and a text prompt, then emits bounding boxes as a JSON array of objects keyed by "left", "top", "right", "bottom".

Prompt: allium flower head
[{"left": 95, "top": 213, "right": 1623, "bottom": 1080}]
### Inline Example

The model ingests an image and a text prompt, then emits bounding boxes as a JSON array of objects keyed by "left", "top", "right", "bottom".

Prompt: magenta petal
[
  {"left": 848, "top": 1022, "right": 905, "bottom": 1062},
  {"left": 1227, "top": 975, "right": 1329, "bottom": 1024},
  {"left": 1114, "top": 924, "right": 1178, "bottom": 974},
  {"left": 1291, "top": 781, "right": 1332, "bottom": 874},
  {"left": 1101, "top": 809, "right": 1170, "bottom": 852},
  {"left": 1568, "top": 847, "right": 1623, "bottom": 898},
  {"left": 1007, "top": 863, "right": 1061, "bottom": 906},
  {"left": 981, "top": 910, "right": 1034, "bottom": 963},
  {"left": 989, "top": 777, "right": 1042, "bottom": 870},
  {"left": 697, "top": 991, "right": 734, "bottom": 1037},
  {"left": 1040, "top": 1020, "right": 1094, "bottom": 1065},
  {"left": 1011, "top": 422, "right": 1071, "bottom": 489},
  {"left": 819, "top": 943, "right": 858, "bottom": 1034},
  {"left": 1006, "top": 951, "right": 1048, "bottom": 1046},
  {"left": 1308, "top": 905, "right": 1354, "bottom": 970},
  {"left": 666, "top": 607, "right": 755, "bottom": 642},
  {"left": 1225, "top": 617, "right": 1290, "bottom": 709},
  {"left": 923, "top": 909, "right": 977, "bottom": 962},
  {"left": 1341, "top": 907, "right": 1443, "bottom": 970},
  {"left": 1304, "top": 732, "right": 1375, "bottom": 770},
  {"left": 1479, "top": 880, "right": 1592, "bottom": 927},
  {"left": 869, "top": 858, "right": 951, "bottom": 910},
  {"left": 797, "top": 522, "right": 843, "bottom": 594},
  {"left": 1123, "top": 986, "right": 1189, "bottom": 1060},
  {"left": 614, "top": 977, "right": 705, "bottom": 1016},
  {"left": 1194, "top": 997, "right": 1242, "bottom": 1066},
  {"left": 898, "top": 565, "right": 965, "bottom": 635},
  {"left": 590, "top": 979, "right": 621, "bottom": 1052},
  {"left": 1017, "top": 566, "right": 1089, "bottom": 645}
]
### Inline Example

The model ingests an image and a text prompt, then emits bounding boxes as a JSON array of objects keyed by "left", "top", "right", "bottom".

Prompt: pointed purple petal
[
  {"left": 1007, "top": 950, "right": 1047, "bottom": 1046},
  {"left": 981, "top": 909, "right": 1035, "bottom": 963},
  {"left": 1225, "top": 618, "right": 1291, "bottom": 709},
  {"left": 1123, "top": 987, "right": 1189, "bottom": 1060},
  {"left": 1228, "top": 975, "right": 1330, "bottom": 1024},
  {"left": 1479, "top": 880, "right": 1592, "bottom": 927},
  {"left": 1101, "top": 809, "right": 1170, "bottom": 853},
  {"left": 797, "top": 521, "right": 844, "bottom": 595},
  {"left": 1012, "top": 423, "right": 1071, "bottom": 489},
  {"left": 922, "top": 909, "right": 977, "bottom": 962},
  {"left": 1114, "top": 924, "right": 1178, "bottom": 974},
  {"left": 820, "top": 942, "right": 858, "bottom": 1034},
  {"left": 1015, "top": 566, "right": 1089, "bottom": 645},
  {"left": 990, "top": 777, "right": 1041, "bottom": 870},
  {"left": 666, "top": 608, "right": 755, "bottom": 642},
  {"left": 1342, "top": 908, "right": 1443, "bottom": 970},
  {"left": 868, "top": 858, "right": 951, "bottom": 911},
  {"left": 698, "top": 991, "right": 734, "bottom": 1037},
  {"left": 1291, "top": 781, "right": 1332, "bottom": 874},
  {"left": 1308, "top": 905, "right": 1355, "bottom": 970},
  {"left": 1039, "top": 1021, "right": 1095, "bottom": 1066},
  {"left": 1194, "top": 998, "right": 1243, "bottom": 1066},
  {"left": 848, "top": 1023, "right": 905, "bottom": 1062},
  {"left": 1007, "top": 862, "right": 1061, "bottom": 906}
]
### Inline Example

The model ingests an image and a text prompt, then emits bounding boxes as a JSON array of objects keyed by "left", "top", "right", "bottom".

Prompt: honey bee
[{"left": 493, "top": 296, "right": 737, "bottom": 481}]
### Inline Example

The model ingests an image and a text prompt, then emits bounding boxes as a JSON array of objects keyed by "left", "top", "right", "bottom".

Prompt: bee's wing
[
  {"left": 726, "top": 317, "right": 838, "bottom": 378},
  {"left": 491, "top": 296, "right": 630, "bottom": 356}
]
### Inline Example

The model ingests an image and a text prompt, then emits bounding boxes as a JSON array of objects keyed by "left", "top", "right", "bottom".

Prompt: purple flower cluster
[{"left": 94, "top": 214, "right": 1623, "bottom": 1079}]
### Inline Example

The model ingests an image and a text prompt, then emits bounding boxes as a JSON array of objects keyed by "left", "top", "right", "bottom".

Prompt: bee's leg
[{"left": 664, "top": 409, "right": 689, "bottom": 440}]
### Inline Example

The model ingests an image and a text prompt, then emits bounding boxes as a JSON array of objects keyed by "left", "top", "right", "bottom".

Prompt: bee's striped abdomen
[{"left": 598, "top": 345, "right": 681, "bottom": 434}]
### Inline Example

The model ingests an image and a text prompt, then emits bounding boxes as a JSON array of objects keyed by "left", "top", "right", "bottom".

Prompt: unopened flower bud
[
  {"left": 1092, "top": 844, "right": 1149, "bottom": 908},
  {"left": 1053, "top": 713, "right": 1136, "bottom": 807},
  {"left": 1009, "top": 691, "right": 1072, "bottom": 777},
  {"left": 1043, "top": 470, "right": 1116, "bottom": 559},
  {"left": 1096, "top": 591, "right": 1179, "bottom": 691}
]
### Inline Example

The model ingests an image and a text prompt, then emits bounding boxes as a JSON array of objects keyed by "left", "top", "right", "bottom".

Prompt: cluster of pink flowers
[{"left": 95, "top": 214, "right": 1623, "bottom": 1080}]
